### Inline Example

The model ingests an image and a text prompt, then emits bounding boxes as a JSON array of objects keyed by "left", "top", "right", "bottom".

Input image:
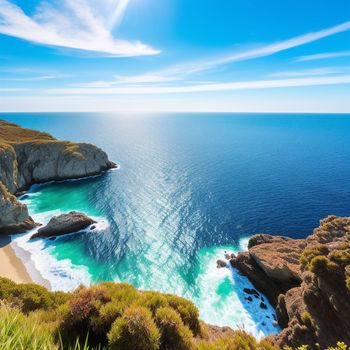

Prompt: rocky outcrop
[
  {"left": 232, "top": 216, "right": 350, "bottom": 349},
  {"left": 0, "top": 182, "right": 37, "bottom": 233},
  {"left": 0, "top": 120, "right": 116, "bottom": 233},
  {"left": 31, "top": 211, "right": 96, "bottom": 239}
]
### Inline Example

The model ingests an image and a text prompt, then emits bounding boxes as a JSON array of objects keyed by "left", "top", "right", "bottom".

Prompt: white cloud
[
  {"left": 0, "top": 88, "right": 28, "bottom": 91},
  {"left": 0, "top": 75, "right": 57, "bottom": 81},
  {"left": 269, "top": 67, "right": 343, "bottom": 78},
  {"left": 296, "top": 50, "right": 350, "bottom": 62},
  {"left": 49, "top": 75, "right": 350, "bottom": 95},
  {"left": 186, "top": 21, "right": 350, "bottom": 74},
  {"left": 94, "top": 20, "right": 350, "bottom": 85},
  {"left": 0, "top": 0, "right": 159, "bottom": 56}
]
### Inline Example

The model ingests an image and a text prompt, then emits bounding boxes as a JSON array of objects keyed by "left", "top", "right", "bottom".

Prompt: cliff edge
[
  {"left": 231, "top": 215, "right": 350, "bottom": 349},
  {"left": 0, "top": 120, "right": 116, "bottom": 233}
]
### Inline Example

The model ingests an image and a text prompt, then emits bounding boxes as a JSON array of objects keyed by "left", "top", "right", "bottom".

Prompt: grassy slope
[{"left": 0, "top": 120, "right": 54, "bottom": 145}]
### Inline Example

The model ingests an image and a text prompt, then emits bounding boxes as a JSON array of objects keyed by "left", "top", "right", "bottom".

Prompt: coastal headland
[{"left": 0, "top": 119, "right": 116, "bottom": 284}]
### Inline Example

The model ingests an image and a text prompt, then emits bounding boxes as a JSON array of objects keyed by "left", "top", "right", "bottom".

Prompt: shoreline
[
  {"left": 0, "top": 235, "right": 32, "bottom": 284},
  {"left": 1, "top": 167, "right": 118, "bottom": 290},
  {"left": 0, "top": 234, "right": 51, "bottom": 288}
]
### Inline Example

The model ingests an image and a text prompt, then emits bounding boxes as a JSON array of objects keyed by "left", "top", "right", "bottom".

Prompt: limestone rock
[
  {"left": 0, "top": 181, "right": 37, "bottom": 233},
  {"left": 0, "top": 120, "right": 116, "bottom": 233}
]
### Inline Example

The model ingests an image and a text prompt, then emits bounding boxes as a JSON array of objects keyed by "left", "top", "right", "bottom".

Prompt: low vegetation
[
  {"left": 0, "top": 120, "right": 53, "bottom": 145},
  {"left": 300, "top": 216, "right": 350, "bottom": 292},
  {"left": 0, "top": 277, "right": 347, "bottom": 349}
]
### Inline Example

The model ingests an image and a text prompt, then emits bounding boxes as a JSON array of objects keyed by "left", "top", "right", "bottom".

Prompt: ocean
[{"left": 3, "top": 113, "right": 350, "bottom": 338}]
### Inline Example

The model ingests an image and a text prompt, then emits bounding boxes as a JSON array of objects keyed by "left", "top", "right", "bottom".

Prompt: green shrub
[
  {"left": 309, "top": 256, "right": 331, "bottom": 274},
  {"left": 0, "top": 277, "right": 68, "bottom": 313},
  {"left": 346, "top": 277, "right": 350, "bottom": 292},
  {"left": 196, "top": 331, "right": 260, "bottom": 350},
  {"left": 155, "top": 307, "right": 194, "bottom": 350},
  {"left": 108, "top": 306, "right": 160, "bottom": 350},
  {"left": 300, "top": 311, "right": 313, "bottom": 328},
  {"left": 140, "top": 291, "right": 169, "bottom": 316},
  {"left": 165, "top": 295, "right": 201, "bottom": 336},
  {"left": 326, "top": 342, "right": 348, "bottom": 350},
  {"left": 328, "top": 249, "right": 350, "bottom": 267},
  {"left": 300, "top": 244, "right": 329, "bottom": 268}
]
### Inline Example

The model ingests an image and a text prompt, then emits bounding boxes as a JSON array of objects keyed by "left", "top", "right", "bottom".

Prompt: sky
[{"left": 0, "top": 0, "right": 350, "bottom": 113}]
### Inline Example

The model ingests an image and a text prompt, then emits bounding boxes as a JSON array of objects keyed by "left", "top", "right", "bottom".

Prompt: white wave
[
  {"left": 194, "top": 241, "right": 279, "bottom": 339},
  {"left": 10, "top": 209, "right": 108, "bottom": 292}
]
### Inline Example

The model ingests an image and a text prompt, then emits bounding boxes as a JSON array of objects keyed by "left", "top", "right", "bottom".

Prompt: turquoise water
[{"left": 4, "top": 113, "right": 350, "bottom": 338}]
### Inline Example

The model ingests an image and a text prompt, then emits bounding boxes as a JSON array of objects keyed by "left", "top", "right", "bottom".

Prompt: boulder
[
  {"left": 31, "top": 211, "right": 96, "bottom": 239},
  {"left": 216, "top": 259, "right": 227, "bottom": 268}
]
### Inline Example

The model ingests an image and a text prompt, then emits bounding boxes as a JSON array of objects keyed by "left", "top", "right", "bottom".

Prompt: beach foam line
[{"left": 10, "top": 211, "right": 109, "bottom": 292}]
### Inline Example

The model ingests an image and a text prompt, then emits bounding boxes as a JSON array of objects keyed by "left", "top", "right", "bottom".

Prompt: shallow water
[{"left": 4, "top": 113, "right": 350, "bottom": 337}]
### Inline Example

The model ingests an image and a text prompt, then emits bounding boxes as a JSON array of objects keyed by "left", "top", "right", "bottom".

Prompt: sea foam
[{"left": 11, "top": 207, "right": 108, "bottom": 292}]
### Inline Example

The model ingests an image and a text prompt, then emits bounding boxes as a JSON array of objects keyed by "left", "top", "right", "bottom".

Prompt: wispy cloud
[
  {"left": 0, "top": 75, "right": 57, "bottom": 81},
  {"left": 0, "top": 0, "right": 159, "bottom": 56},
  {"left": 0, "top": 88, "right": 28, "bottom": 92},
  {"left": 185, "top": 21, "right": 350, "bottom": 74},
  {"left": 49, "top": 75, "right": 350, "bottom": 95},
  {"left": 269, "top": 67, "right": 344, "bottom": 78},
  {"left": 91, "top": 20, "right": 350, "bottom": 86},
  {"left": 296, "top": 50, "right": 350, "bottom": 62}
]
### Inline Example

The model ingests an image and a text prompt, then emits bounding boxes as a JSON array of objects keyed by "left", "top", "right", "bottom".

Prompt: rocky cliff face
[
  {"left": 231, "top": 216, "right": 350, "bottom": 349},
  {"left": 0, "top": 120, "right": 116, "bottom": 233}
]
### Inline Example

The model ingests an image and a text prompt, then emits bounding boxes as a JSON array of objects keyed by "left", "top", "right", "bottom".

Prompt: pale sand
[
  {"left": 0, "top": 235, "right": 51, "bottom": 288},
  {"left": 0, "top": 235, "right": 32, "bottom": 283}
]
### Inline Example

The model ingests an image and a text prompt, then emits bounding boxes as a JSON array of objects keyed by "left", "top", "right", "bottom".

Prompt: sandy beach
[{"left": 0, "top": 235, "right": 32, "bottom": 284}]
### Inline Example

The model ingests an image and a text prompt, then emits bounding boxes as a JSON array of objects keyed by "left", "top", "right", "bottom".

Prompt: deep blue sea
[{"left": 3, "top": 113, "right": 350, "bottom": 338}]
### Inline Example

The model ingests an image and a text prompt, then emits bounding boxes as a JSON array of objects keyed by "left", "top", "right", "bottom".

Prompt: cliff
[
  {"left": 0, "top": 120, "right": 116, "bottom": 233},
  {"left": 231, "top": 215, "right": 350, "bottom": 349}
]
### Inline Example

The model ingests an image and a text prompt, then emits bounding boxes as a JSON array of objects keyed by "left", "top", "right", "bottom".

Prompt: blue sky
[{"left": 0, "top": 0, "right": 350, "bottom": 112}]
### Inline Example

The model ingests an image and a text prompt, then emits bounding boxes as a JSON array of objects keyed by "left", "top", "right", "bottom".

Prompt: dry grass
[{"left": 0, "top": 120, "right": 54, "bottom": 145}]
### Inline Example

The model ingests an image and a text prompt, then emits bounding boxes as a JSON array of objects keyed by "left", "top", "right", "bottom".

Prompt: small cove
[{"left": 4, "top": 112, "right": 350, "bottom": 338}]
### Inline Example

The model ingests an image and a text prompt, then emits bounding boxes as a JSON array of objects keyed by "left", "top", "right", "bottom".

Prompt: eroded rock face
[
  {"left": 234, "top": 216, "right": 350, "bottom": 349},
  {"left": 31, "top": 211, "right": 96, "bottom": 239},
  {"left": 249, "top": 236, "right": 305, "bottom": 283},
  {"left": 0, "top": 182, "right": 37, "bottom": 233},
  {"left": 0, "top": 120, "right": 116, "bottom": 233}
]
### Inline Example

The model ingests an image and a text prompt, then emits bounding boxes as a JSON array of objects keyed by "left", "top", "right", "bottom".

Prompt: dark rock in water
[
  {"left": 30, "top": 211, "right": 96, "bottom": 239},
  {"left": 243, "top": 288, "right": 259, "bottom": 296},
  {"left": 90, "top": 225, "right": 96, "bottom": 230},
  {"left": 244, "top": 296, "right": 253, "bottom": 302},
  {"left": 260, "top": 302, "right": 268, "bottom": 309},
  {"left": 216, "top": 259, "right": 227, "bottom": 268}
]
